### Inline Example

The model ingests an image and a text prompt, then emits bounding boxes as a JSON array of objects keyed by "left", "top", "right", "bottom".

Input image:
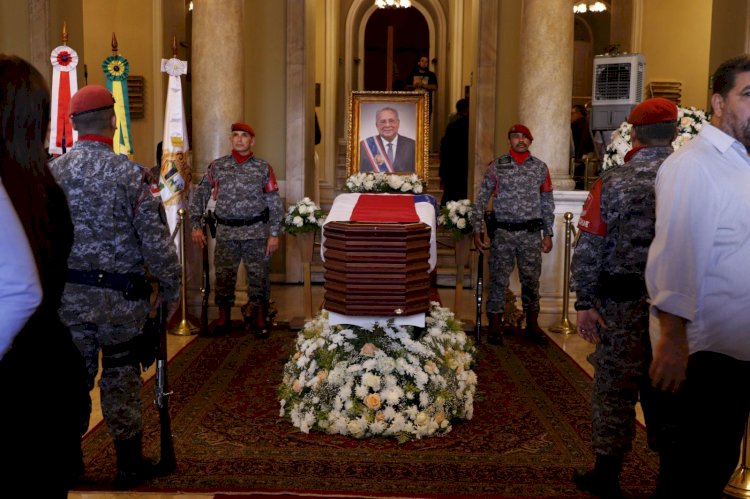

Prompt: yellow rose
[
  {"left": 365, "top": 393, "right": 381, "bottom": 410},
  {"left": 316, "top": 370, "right": 328, "bottom": 382},
  {"left": 360, "top": 343, "right": 378, "bottom": 357},
  {"left": 375, "top": 411, "right": 385, "bottom": 422},
  {"left": 434, "top": 412, "right": 445, "bottom": 425},
  {"left": 424, "top": 360, "right": 437, "bottom": 374},
  {"left": 415, "top": 412, "right": 429, "bottom": 426},
  {"left": 292, "top": 379, "right": 303, "bottom": 393}
]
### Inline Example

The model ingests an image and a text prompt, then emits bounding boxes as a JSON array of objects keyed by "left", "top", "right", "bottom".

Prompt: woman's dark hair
[
  {"left": 0, "top": 54, "right": 50, "bottom": 178},
  {"left": 0, "top": 54, "right": 73, "bottom": 302}
]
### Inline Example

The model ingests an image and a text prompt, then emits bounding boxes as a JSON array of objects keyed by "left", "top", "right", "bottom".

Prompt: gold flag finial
[
  {"left": 62, "top": 21, "right": 68, "bottom": 45},
  {"left": 111, "top": 32, "right": 119, "bottom": 55},
  {"left": 172, "top": 35, "right": 178, "bottom": 57}
]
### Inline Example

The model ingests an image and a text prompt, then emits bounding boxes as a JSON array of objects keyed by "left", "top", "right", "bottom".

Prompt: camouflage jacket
[
  {"left": 471, "top": 153, "right": 555, "bottom": 237},
  {"left": 49, "top": 139, "right": 181, "bottom": 324},
  {"left": 189, "top": 154, "right": 283, "bottom": 240},
  {"left": 570, "top": 146, "right": 673, "bottom": 307}
]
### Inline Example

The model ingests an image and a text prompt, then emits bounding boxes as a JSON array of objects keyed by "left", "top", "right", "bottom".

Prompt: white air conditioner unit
[{"left": 591, "top": 53, "right": 646, "bottom": 130}]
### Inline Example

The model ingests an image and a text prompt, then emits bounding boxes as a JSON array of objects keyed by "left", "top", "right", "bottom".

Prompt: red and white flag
[{"left": 49, "top": 45, "right": 79, "bottom": 155}]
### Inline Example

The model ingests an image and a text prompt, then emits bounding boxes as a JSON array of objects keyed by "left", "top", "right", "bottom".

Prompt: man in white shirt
[{"left": 646, "top": 54, "right": 750, "bottom": 498}]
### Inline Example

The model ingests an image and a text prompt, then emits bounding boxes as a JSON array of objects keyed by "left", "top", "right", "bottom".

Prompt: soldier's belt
[
  {"left": 216, "top": 207, "right": 269, "bottom": 227},
  {"left": 67, "top": 269, "right": 152, "bottom": 301},
  {"left": 494, "top": 218, "right": 544, "bottom": 232},
  {"left": 597, "top": 273, "right": 647, "bottom": 302}
]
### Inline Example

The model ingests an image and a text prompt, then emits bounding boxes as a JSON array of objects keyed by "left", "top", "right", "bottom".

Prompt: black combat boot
[
  {"left": 112, "top": 432, "right": 160, "bottom": 490},
  {"left": 206, "top": 305, "right": 232, "bottom": 336},
  {"left": 573, "top": 453, "right": 624, "bottom": 499},
  {"left": 487, "top": 312, "right": 504, "bottom": 345},
  {"left": 524, "top": 310, "right": 548, "bottom": 345},
  {"left": 254, "top": 302, "right": 271, "bottom": 339}
]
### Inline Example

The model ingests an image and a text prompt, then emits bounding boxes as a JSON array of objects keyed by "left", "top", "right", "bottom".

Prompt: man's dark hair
[
  {"left": 456, "top": 98, "right": 469, "bottom": 113},
  {"left": 633, "top": 122, "right": 677, "bottom": 145},
  {"left": 572, "top": 104, "right": 587, "bottom": 118},
  {"left": 72, "top": 108, "right": 114, "bottom": 135},
  {"left": 712, "top": 54, "right": 750, "bottom": 97}
]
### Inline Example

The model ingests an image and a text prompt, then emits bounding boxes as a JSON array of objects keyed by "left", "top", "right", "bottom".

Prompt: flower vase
[{"left": 295, "top": 231, "right": 316, "bottom": 263}]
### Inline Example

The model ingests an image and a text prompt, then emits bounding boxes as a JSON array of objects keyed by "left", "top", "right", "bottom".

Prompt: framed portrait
[{"left": 345, "top": 91, "right": 430, "bottom": 182}]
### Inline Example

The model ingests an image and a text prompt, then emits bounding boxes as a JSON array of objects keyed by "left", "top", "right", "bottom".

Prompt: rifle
[
  {"left": 474, "top": 229, "right": 484, "bottom": 344},
  {"left": 200, "top": 232, "right": 210, "bottom": 335},
  {"left": 154, "top": 300, "right": 176, "bottom": 474}
]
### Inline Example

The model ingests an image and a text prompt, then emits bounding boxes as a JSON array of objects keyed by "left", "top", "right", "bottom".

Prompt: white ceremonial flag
[{"left": 160, "top": 57, "right": 190, "bottom": 255}]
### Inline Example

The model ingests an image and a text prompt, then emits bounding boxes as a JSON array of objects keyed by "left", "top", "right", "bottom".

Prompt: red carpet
[{"left": 76, "top": 329, "right": 659, "bottom": 497}]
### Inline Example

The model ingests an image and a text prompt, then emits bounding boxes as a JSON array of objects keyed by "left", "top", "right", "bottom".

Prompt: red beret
[
  {"left": 508, "top": 123, "right": 533, "bottom": 141},
  {"left": 231, "top": 122, "right": 255, "bottom": 136},
  {"left": 69, "top": 85, "right": 115, "bottom": 116},
  {"left": 627, "top": 98, "right": 678, "bottom": 126}
]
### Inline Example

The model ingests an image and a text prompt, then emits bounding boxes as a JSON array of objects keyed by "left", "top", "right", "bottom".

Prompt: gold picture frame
[{"left": 345, "top": 91, "right": 430, "bottom": 183}]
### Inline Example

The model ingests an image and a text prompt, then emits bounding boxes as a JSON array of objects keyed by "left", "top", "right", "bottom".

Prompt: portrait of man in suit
[{"left": 359, "top": 106, "right": 416, "bottom": 173}]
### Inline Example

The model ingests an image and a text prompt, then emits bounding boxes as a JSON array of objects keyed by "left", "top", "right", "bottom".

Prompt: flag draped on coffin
[
  {"left": 49, "top": 45, "right": 79, "bottom": 155},
  {"left": 159, "top": 56, "right": 190, "bottom": 255},
  {"left": 102, "top": 54, "right": 134, "bottom": 157}
]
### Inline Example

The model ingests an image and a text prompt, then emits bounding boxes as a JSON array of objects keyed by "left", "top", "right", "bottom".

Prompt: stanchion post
[
  {"left": 169, "top": 208, "right": 199, "bottom": 336},
  {"left": 725, "top": 415, "right": 750, "bottom": 497},
  {"left": 549, "top": 212, "right": 576, "bottom": 334}
]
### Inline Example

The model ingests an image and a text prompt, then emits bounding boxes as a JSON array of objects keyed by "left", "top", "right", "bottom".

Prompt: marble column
[
  {"left": 519, "top": 0, "right": 575, "bottom": 190},
  {"left": 28, "top": 0, "right": 49, "bottom": 83},
  {"left": 191, "top": 0, "right": 244, "bottom": 178},
  {"left": 190, "top": 0, "right": 244, "bottom": 315},
  {"left": 284, "top": 0, "right": 313, "bottom": 283},
  {"left": 471, "top": 1, "right": 498, "bottom": 198}
]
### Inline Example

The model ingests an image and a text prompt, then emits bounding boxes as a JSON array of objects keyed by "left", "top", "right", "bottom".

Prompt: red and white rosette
[{"left": 49, "top": 45, "right": 79, "bottom": 155}]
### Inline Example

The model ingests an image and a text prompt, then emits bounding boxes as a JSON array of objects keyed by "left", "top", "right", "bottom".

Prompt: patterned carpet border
[{"left": 77, "top": 327, "right": 658, "bottom": 498}]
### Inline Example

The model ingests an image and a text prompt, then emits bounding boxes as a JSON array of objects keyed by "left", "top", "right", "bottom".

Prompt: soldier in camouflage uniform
[
  {"left": 49, "top": 85, "right": 181, "bottom": 490},
  {"left": 472, "top": 124, "right": 555, "bottom": 345},
  {"left": 190, "top": 122, "right": 283, "bottom": 337},
  {"left": 570, "top": 98, "right": 679, "bottom": 498}
]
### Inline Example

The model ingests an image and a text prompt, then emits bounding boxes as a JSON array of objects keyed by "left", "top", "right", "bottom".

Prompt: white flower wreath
[
  {"left": 344, "top": 172, "right": 424, "bottom": 195},
  {"left": 601, "top": 106, "right": 710, "bottom": 172},
  {"left": 279, "top": 303, "right": 477, "bottom": 442}
]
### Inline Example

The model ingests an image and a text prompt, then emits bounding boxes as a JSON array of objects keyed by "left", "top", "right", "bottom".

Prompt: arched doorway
[{"left": 363, "top": 8, "right": 429, "bottom": 91}]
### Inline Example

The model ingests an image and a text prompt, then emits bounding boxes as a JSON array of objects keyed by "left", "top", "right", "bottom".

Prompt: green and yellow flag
[{"left": 102, "top": 53, "right": 133, "bottom": 157}]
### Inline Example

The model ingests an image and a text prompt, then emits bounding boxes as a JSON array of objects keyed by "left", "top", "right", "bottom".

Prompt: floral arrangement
[
  {"left": 438, "top": 199, "right": 474, "bottom": 240},
  {"left": 601, "top": 106, "right": 710, "bottom": 171},
  {"left": 279, "top": 303, "right": 477, "bottom": 442},
  {"left": 344, "top": 172, "right": 424, "bottom": 194},
  {"left": 282, "top": 197, "right": 326, "bottom": 234}
]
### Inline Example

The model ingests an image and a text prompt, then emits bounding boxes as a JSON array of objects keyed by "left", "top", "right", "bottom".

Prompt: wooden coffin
[{"left": 323, "top": 221, "right": 431, "bottom": 316}]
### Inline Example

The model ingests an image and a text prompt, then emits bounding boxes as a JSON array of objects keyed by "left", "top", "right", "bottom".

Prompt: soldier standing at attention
[
  {"left": 49, "top": 85, "right": 181, "bottom": 490},
  {"left": 570, "top": 98, "right": 679, "bottom": 498},
  {"left": 190, "top": 122, "right": 283, "bottom": 337},
  {"left": 472, "top": 124, "right": 555, "bottom": 345}
]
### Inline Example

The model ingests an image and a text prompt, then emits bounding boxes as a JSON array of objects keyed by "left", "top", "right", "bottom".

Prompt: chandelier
[
  {"left": 375, "top": 0, "right": 412, "bottom": 8},
  {"left": 573, "top": 2, "right": 608, "bottom": 13}
]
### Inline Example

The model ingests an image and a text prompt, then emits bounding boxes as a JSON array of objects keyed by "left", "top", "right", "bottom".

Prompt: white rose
[
  {"left": 413, "top": 183, "right": 423, "bottom": 194},
  {"left": 293, "top": 216, "right": 304, "bottom": 227},
  {"left": 297, "top": 205, "right": 309, "bottom": 215},
  {"left": 400, "top": 182, "right": 412, "bottom": 192},
  {"left": 456, "top": 218, "right": 466, "bottom": 229}
]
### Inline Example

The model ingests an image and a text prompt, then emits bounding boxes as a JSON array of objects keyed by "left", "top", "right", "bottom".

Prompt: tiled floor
[{"left": 70, "top": 283, "right": 605, "bottom": 499}]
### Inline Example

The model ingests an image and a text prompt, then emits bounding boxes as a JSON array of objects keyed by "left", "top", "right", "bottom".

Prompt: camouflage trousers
[
  {"left": 487, "top": 228, "right": 542, "bottom": 314},
  {"left": 589, "top": 296, "right": 663, "bottom": 456},
  {"left": 70, "top": 320, "right": 145, "bottom": 440},
  {"left": 214, "top": 238, "right": 270, "bottom": 307}
]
